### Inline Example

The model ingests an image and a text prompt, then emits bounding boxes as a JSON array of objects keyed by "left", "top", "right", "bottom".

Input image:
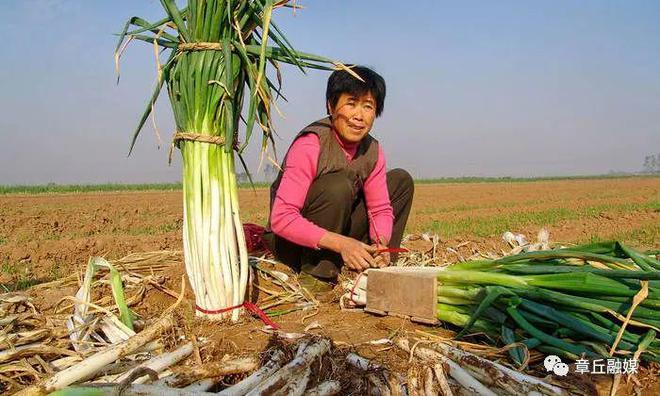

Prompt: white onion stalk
[
  {"left": 428, "top": 342, "right": 565, "bottom": 395},
  {"left": 346, "top": 352, "right": 382, "bottom": 371},
  {"left": 49, "top": 384, "right": 217, "bottom": 396},
  {"left": 367, "top": 373, "right": 391, "bottom": 396},
  {"left": 433, "top": 364, "right": 453, "bottom": 396},
  {"left": 346, "top": 353, "right": 391, "bottom": 396},
  {"left": 17, "top": 315, "right": 174, "bottom": 396},
  {"left": 341, "top": 272, "right": 369, "bottom": 307},
  {"left": 275, "top": 365, "right": 311, "bottom": 396},
  {"left": 306, "top": 381, "right": 342, "bottom": 396},
  {"left": 66, "top": 257, "right": 98, "bottom": 353},
  {"left": 168, "top": 357, "right": 258, "bottom": 387},
  {"left": 0, "top": 328, "right": 48, "bottom": 349},
  {"left": 117, "top": 0, "right": 352, "bottom": 322},
  {"left": 0, "top": 343, "right": 77, "bottom": 365},
  {"left": 407, "top": 365, "right": 421, "bottom": 396},
  {"left": 217, "top": 350, "right": 285, "bottom": 396},
  {"left": 99, "top": 315, "right": 134, "bottom": 344},
  {"left": 49, "top": 356, "right": 83, "bottom": 371},
  {"left": 183, "top": 378, "right": 217, "bottom": 392},
  {"left": 423, "top": 367, "right": 437, "bottom": 396},
  {"left": 396, "top": 339, "right": 495, "bottom": 396},
  {"left": 246, "top": 339, "right": 331, "bottom": 396},
  {"left": 114, "top": 342, "right": 193, "bottom": 384},
  {"left": 182, "top": 142, "right": 241, "bottom": 319},
  {"left": 386, "top": 373, "right": 406, "bottom": 396}
]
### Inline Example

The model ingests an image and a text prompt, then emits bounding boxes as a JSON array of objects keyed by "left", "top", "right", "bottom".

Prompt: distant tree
[
  {"left": 642, "top": 154, "right": 660, "bottom": 174},
  {"left": 643, "top": 156, "right": 652, "bottom": 173},
  {"left": 264, "top": 164, "right": 279, "bottom": 181},
  {"left": 236, "top": 172, "right": 248, "bottom": 183}
]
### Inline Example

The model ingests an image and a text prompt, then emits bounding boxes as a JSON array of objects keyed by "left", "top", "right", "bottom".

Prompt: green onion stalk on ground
[
  {"left": 116, "top": 0, "right": 353, "bottom": 321},
  {"left": 436, "top": 241, "right": 660, "bottom": 366}
]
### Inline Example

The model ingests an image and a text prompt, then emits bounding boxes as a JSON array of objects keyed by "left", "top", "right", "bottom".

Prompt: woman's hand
[
  {"left": 372, "top": 238, "right": 391, "bottom": 268},
  {"left": 318, "top": 232, "right": 378, "bottom": 272},
  {"left": 339, "top": 237, "right": 379, "bottom": 271},
  {"left": 373, "top": 248, "right": 390, "bottom": 268}
]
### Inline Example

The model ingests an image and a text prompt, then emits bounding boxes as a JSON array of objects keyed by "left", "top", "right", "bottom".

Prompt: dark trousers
[{"left": 265, "top": 168, "right": 414, "bottom": 280}]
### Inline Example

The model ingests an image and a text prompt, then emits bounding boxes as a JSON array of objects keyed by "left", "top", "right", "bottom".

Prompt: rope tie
[
  {"left": 177, "top": 42, "right": 228, "bottom": 52},
  {"left": 173, "top": 132, "right": 226, "bottom": 146},
  {"left": 195, "top": 302, "right": 280, "bottom": 329},
  {"left": 169, "top": 132, "right": 238, "bottom": 163}
]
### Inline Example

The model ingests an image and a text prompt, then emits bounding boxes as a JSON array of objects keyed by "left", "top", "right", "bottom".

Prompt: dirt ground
[
  {"left": 1, "top": 177, "right": 657, "bottom": 284},
  {"left": 0, "top": 177, "right": 658, "bottom": 394}
]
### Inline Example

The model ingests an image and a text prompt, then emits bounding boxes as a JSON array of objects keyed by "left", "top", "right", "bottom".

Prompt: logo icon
[{"left": 544, "top": 355, "right": 569, "bottom": 376}]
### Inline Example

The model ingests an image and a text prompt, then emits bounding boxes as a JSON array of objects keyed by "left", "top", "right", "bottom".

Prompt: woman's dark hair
[{"left": 326, "top": 66, "right": 386, "bottom": 117}]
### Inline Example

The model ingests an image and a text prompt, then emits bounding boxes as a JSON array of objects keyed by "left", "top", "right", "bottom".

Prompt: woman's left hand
[{"left": 372, "top": 242, "right": 390, "bottom": 267}]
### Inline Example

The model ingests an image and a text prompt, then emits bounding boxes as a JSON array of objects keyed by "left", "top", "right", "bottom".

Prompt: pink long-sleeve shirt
[{"left": 270, "top": 132, "right": 394, "bottom": 249}]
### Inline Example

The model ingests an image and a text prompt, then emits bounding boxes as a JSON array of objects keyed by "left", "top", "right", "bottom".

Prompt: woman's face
[{"left": 328, "top": 92, "right": 377, "bottom": 144}]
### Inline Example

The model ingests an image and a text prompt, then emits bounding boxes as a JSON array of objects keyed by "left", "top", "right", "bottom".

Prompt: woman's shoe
[{"left": 298, "top": 272, "right": 334, "bottom": 295}]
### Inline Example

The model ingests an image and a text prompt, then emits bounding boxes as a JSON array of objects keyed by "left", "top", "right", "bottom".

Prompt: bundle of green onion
[
  {"left": 116, "top": 1, "right": 350, "bottom": 321},
  {"left": 436, "top": 241, "right": 660, "bottom": 365}
]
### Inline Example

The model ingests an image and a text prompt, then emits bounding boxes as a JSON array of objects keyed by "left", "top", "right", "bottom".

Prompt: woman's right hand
[
  {"left": 318, "top": 232, "right": 378, "bottom": 272},
  {"left": 338, "top": 237, "right": 378, "bottom": 271}
]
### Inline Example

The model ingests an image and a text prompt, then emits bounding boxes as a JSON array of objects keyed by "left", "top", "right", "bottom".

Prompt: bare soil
[{"left": 0, "top": 177, "right": 658, "bottom": 394}]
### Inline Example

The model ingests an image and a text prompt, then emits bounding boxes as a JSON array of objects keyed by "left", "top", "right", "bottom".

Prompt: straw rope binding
[
  {"left": 173, "top": 132, "right": 226, "bottom": 146},
  {"left": 177, "top": 42, "right": 228, "bottom": 52},
  {"left": 169, "top": 132, "right": 227, "bottom": 164}
]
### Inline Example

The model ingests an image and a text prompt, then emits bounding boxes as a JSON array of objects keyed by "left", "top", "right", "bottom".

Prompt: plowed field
[
  {"left": 1, "top": 177, "right": 657, "bottom": 287},
  {"left": 0, "top": 177, "right": 658, "bottom": 395}
]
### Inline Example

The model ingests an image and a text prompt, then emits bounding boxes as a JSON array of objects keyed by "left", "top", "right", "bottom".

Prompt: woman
[{"left": 264, "top": 66, "right": 414, "bottom": 291}]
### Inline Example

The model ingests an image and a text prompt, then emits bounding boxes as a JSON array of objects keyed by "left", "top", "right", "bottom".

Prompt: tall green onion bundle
[
  {"left": 436, "top": 241, "right": 660, "bottom": 365},
  {"left": 116, "top": 0, "right": 351, "bottom": 321}
]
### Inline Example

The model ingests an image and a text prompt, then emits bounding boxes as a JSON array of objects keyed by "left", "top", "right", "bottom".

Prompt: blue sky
[{"left": 1, "top": 0, "right": 659, "bottom": 184}]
